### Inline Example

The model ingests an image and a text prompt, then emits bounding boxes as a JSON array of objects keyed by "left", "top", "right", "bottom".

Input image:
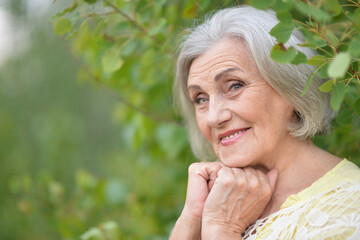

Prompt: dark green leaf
[
  {"left": 84, "top": 0, "right": 97, "bottom": 4},
  {"left": 270, "top": 45, "right": 297, "bottom": 63},
  {"left": 331, "top": 83, "right": 347, "bottom": 110},
  {"left": 250, "top": 0, "right": 277, "bottom": 10},
  {"left": 327, "top": 52, "right": 350, "bottom": 79},
  {"left": 349, "top": 34, "right": 360, "bottom": 58},
  {"left": 353, "top": 9, "right": 360, "bottom": 32},
  {"left": 336, "top": 109, "right": 353, "bottom": 125},
  {"left": 354, "top": 98, "right": 360, "bottom": 115},
  {"left": 276, "top": 11, "right": 293, "bottom": 24},
  {"left": 294, "top": 2, "right": 331, "bottom": 21},
  {"left": 291, "top": 51, "right": 307, "bottom": 65},
  {"left": 270, "top": 22, "right": 294, "bottom": 43},
  {"left": 53, "top": 17, "right": 73, "bottom": 35},
  {"left": 318, "top": 80, "right": 333, "bottom": 92}
]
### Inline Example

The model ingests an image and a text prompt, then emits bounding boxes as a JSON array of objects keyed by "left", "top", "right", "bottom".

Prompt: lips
[{"left": 218, "top": 128, "right": 250, "bottom": 145}]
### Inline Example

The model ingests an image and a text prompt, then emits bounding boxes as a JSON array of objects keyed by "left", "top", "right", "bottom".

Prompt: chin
[{"left": 218, "top": 152, "right": 253, "bottom": 168}]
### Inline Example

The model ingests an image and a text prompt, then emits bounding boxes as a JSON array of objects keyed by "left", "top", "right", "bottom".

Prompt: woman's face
[{"left": 187, "top": 38, "right": 295, "bottom": 168}]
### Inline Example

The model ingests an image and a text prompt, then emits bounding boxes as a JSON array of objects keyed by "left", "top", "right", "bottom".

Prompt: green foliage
[
  {"left": 46, "top": 0, "right": 360, "bottom": 237},
  {"left": 2, "top": 0, "right": 360, "bottom": 239}
]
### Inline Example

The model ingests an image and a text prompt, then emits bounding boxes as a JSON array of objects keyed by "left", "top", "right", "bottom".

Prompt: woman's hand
[
  {"left": 170, "top": 162, "right": 222, "bottom": 240},
  {"left": 201, "top": 166, "right": 278, "bottom": 239}
]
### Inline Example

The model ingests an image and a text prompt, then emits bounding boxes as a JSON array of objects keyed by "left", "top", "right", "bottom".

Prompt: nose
[{"left": 207, "top": 97, "right": 232, "bottom": 128}]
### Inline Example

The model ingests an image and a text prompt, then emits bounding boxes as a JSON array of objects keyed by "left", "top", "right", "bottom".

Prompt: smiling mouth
[{"left": 219, "top": 128, "right": 250, "bottom": 145}]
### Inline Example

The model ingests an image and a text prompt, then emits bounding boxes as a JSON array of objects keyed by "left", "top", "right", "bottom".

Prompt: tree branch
[{"left": 62, "top": 38, "right": 181, "bottom": 126}]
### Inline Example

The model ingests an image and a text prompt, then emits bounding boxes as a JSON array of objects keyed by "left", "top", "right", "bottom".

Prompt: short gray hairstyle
[{"left": 174, "top": 6, "right": 334, "bottom": 161}]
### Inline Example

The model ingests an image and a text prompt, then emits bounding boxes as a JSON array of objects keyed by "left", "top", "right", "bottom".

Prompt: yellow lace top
[{"left": 243, "top": 159, "right": 360, "bottom": 240}]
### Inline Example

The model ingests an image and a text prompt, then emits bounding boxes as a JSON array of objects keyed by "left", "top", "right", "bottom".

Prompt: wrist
[
  {"left": 170, "top": 212, "right": 202, "bottom": 240},
  {"left": 202, "top": 218, "right": 243, "bottom": 240}
]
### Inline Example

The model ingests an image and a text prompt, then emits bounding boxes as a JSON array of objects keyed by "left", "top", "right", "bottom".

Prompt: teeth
[{"left": 221, "top": 129, "right": 248, "bottom": 140}]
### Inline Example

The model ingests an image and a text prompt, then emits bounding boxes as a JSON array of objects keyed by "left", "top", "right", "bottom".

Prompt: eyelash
[
  {"left": 229, "top": 81, "right": 244, "bottom": 91},
  {"left": 191, "top": 81, "right": 245, "bottom": 105}
]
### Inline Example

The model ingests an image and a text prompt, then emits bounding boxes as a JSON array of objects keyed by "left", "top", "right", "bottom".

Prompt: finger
[{"left": 266, "top": 168, "right": 279, "bottom": 193}]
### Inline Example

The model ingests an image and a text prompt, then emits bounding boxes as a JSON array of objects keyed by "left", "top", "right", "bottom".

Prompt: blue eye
[
  {"left": 230, "top": 82, "right": 243, "bottom": 91},
  {"left": 196, "top": 98, "right": 208, "bottom": 104}
]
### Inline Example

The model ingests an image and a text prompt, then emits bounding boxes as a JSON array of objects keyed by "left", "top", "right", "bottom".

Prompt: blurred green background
[{"left": 1, "top": 0, "right": 359, "bottom": 239}]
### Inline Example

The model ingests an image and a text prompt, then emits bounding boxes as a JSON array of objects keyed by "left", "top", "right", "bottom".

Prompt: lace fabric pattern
[{"left": 243, "top": 182, "right": 360, "bottom": 240}]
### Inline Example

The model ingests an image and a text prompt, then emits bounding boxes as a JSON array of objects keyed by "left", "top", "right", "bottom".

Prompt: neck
[{"left": 258, "top": 135, "right": 341, "bottom": 218}]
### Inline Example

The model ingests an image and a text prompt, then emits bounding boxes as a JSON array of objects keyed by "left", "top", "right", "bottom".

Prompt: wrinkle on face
[{"left": 188, "top": 37, "right": 295, "bottom": 168}]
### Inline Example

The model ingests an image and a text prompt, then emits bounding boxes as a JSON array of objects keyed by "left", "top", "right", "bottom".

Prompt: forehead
[{"left": 188, "top": 38, "right": 255, "bottom": 84}]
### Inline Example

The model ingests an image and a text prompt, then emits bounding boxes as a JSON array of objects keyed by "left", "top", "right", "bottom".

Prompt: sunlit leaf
[
  {"left": 331, "top": 83, "right": 347, "bottom": 110},
  {"left": 327, "top": 52, "right": 350, "bottom": 79},
  {"left": 318, "top": 79, "right": 333, "bottom": 92},
  {"left": 81, "top": 227, "right": 104, "bottom": 240},
  {"left": 53, "top": 17, "right": 73, "bottom": 35},
  {"left": 102, "top": 51, "right": 124, "bottom": 73},
  {"left": 307, "top": 55, "right": 327, "bottom": 66},
  {"left": 270, "top": 45, "right": 297, "bottom": 63},
  {"left": 105, "top": 178, "right": 129, "bottom": 205},
  {"left": 324, "top": 0, "right": 341, "bottom": 15}
]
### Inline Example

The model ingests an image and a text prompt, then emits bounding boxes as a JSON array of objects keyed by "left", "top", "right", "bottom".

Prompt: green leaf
[
  {"left": 291, "top": 51, "right": 307, "bottom": 65},
  {"left": 270, "top": 22, "right": 294, "bottom": 43},
  {"left": 105, "top": 179, "right": 128, "bottom": 205},
  {"left": 354, "top": 98, "right": 360, "bottom": 115},
  {"left": 324, "top": 0, "right": 341, "bottom": 15},
  {"left": 301, "top": 70, "right": 316, "bottom": 96},
  {"left": 102, "top": 51, "right": 124, "bottom": 73},
  {"left": 81, "top": 228, "right": 104, "bottom": 240},
  {"left": 317, "top": 64, "right": 329, "bottom": 78},
  {"left": 276, "top": 11, "right": 293, "bottom": 24},
  {"left": 272, "top": 0, "right": 294, "bottom": 11},
  {"left": 294, "top": 2, "right": 331, "bottom": 21},
  {"left": 270, "top": 45, "right": 297, "bottom": 63},
  {"left": 53, "top": 17, "right": 73, "bottom": 35},
  {"left": 331, "top": 83, "right": 347, "bottom": 110},
  {"left": 336, "top": 109, "right": 353, "bottom": 125},
  {"left": 149, "top": 18, "right": 167, "bottom": 36},
  {"left": 51, "top": 2, "right": 78, "bottom": 22},
  {"left": 318, "top": 79, "right": 333, "bottom": 92},
  {"left": 250, "top": 0, "right": 277, "bottom": 10},
  {"left": 84, "top": 0, "right": 97, "bottom": 4},
  {"left": 327, "top": 52, "right": 351, "bottom": 79},
  {"left": 353, "top": 8, "right": 360, "bottom": 32},
  {"left": 100, "top": 222, "right": 120, "bottom": 239},
  {"left": 349, "top": 35, "right": 360, "bottom": 58},
  {"left": 307, "top": 55, "right": 327, "bottom": 66}
]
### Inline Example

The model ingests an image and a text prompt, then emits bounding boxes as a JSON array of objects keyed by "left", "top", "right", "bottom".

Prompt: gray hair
[{"left": 174, "top": 6, "right": 334, "bottom": 161}]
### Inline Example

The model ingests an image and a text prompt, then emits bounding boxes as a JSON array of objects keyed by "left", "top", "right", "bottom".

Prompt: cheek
[{"left": 196, "top": 112, "right": 211, "bottom": 141}]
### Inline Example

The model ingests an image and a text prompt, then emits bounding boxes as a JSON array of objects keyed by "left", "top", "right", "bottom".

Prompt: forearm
[{"left": 170, "top": 213, "right": 202, "bottom": 240}]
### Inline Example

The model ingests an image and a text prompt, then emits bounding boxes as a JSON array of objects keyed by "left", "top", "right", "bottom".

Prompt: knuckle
[{"left": 188, "top": 162, "right": 201, "bottom": 174}]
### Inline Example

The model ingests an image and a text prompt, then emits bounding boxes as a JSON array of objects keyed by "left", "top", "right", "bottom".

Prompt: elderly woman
[{"left": 170, "top": 6, "right": 360, "bottom": 240}]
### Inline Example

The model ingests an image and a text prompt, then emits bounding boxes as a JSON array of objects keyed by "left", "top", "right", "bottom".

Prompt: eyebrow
[
  {"left": 187, "top": 67, "right": 243, "bottom": 91},
  {"left": 214, "top": 67, "right": 242, "bottom": 81}
]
